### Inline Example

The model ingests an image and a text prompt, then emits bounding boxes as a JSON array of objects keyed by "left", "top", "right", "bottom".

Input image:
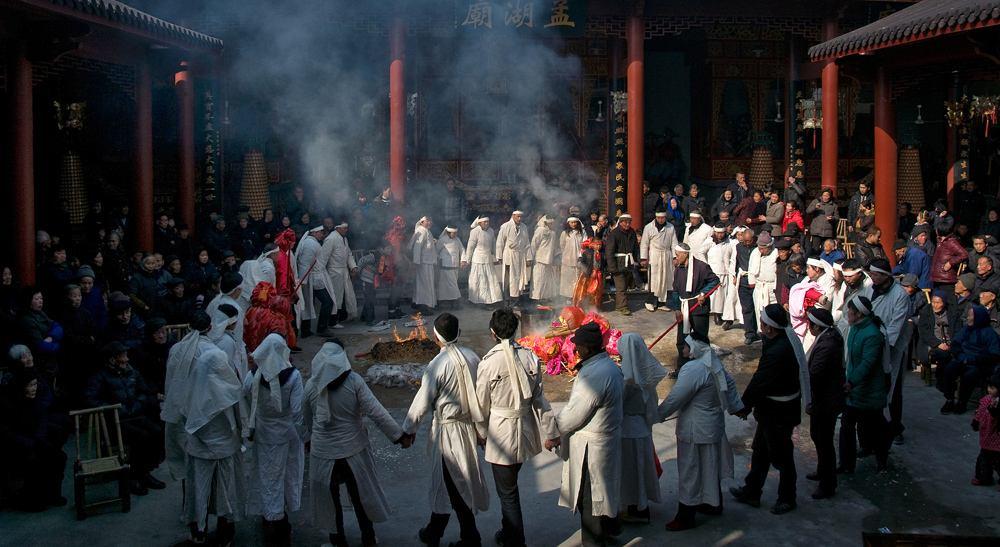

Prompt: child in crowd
[{"left": 971, "top": 373, "right": 1000, "bottom": 487}]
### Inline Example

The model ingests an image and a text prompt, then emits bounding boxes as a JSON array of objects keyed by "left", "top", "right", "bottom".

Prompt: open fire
[
  {"left": 364, "top": 313, "right": 439, "bottom": 363},
  {"left": 392, "top": 313, "right": 428, "bottom": 342}
]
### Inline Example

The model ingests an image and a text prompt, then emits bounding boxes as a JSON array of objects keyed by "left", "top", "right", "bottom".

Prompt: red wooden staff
[{"left": 647, "top": 284, "right": 721, "bottom": 350}]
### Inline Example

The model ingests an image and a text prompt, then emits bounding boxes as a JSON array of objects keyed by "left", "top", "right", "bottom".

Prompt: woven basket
[
  {"left": 58, "top": 150, "right": 88, "bottom": 224},
  {"left": 897, "top": 147, "right": 925, "bottom": 212},
  {"left": 240, "top": 150, "right": 271, "bottom": 217},
  {"left": 748, "top": 146, "right": 774, "bottom": 190}
]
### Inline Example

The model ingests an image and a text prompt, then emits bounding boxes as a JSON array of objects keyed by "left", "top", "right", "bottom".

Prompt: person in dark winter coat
[
  {"left": 853, "top": 227, "right": 887, "bottom": 268},
  {"left": 784, "top": 176, "right": 808, "bottom": 213},
  {"left": 681, "top": 184, "right": 707, "bottom": 218},
  {"left": 102, "top": 296, "right": 145, "bottom": 352},
  {"left": 185, "top": 248, "right": 220, "bottom": 302},
  {"left": 806, "top": 189, "right": 839, "bottom": 250},
  {"left": 920, "top": 292, "right": 955, "bottom": 366},
  {"left": 732, "top": 191, "right": 767, "bottom": 233},
  {"left": 804, "top": 307, "right": 844, "bottom": 499},
  {"left": 931, "top": 217, "right": 969, "bottom": 291},
  {"left": 938, "top": 305, "right": 1000, "bottom": 414},
  {"left": 731, "top": 304, "right": 804, "bottom": 515},
  {"left": 0, "top": 368, "right": 70, "bottom": 512},
  {"left": 15, "top": 288, "right": 63, "bottom": 379},
  {"left": 847, "top": 182, "right": 874, "bottom": 234},
  {"left": 203, "top": 218, "right": 232, "bottom": 262},
  {"left": 131, "top": 318, "right": 171, "bottom": 398},
  {"left": 892, "top": 241, "right": 931, "bottom": 290},
  {"left": 128, "top": 253, "right": 165, "bottom": 319},
  {"left": 710, "top": 189, "right": 739, "bottom": 222},
  {"left": 605, "top": 214, "right": 640, "bottom": 314},
  {"left": 157, "top": 278, "right": 194, "bottom": 325},
  {"left": 84, "top": 342, "right": 165, "bottom": 496}
]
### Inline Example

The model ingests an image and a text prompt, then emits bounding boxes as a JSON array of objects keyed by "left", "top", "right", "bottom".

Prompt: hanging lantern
[
  {"left": 897, "top": 146, "right": 925, "bottom": 212},
  {"left": 240, "top": 149, "right": 271, "bottom": 217},
  {"left": 54, "top": 101, "right": 88, "bottom": 225}
]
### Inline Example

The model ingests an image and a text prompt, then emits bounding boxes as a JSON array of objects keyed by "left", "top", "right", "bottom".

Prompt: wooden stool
[
  {"left": 71, "top": 404, "right": 131, "bottom": 520},
  {"left": 836, "top": 218, "right": 850, "bottom": 244}
]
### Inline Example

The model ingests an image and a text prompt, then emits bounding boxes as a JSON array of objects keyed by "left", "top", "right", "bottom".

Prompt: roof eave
[{"left": 808, "top": 17, "right": 1000, "bottom": 62}]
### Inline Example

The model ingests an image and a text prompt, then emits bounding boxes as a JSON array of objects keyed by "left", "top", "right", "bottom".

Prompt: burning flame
[{"left": 392, "top": 313, "right": 428, "bottom": 342}]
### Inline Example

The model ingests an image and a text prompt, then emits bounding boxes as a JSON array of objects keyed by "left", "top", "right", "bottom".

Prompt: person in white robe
[
  {"left": 162, "top": 312, "right": 217, "bottom": 483},
  {"left": 474, "top": 308, "right": 557, "bottom": 546},
  {"left": 617, "top": 333, "right": 667, "bottom": 523},
  {"left": 560, "top": 218, "right": 586, "bottom": 300},
  {"left": 244, "top": 334, "right": 305, "bottom": 542},
  {"left": 748, "top": 232, "right": 779, "bottom": 330},
  {"left": 412, "top": 216, "right": 438, "bottom": 311},
  {"left": 321, "top": 222, "right": 359, "bottom": 326},
  {"left": 832, "top": 260, "right": 873, "bottom": 337},
  {"left": 403, "top": 313, "right": 489, "bottom": 546},
  {"left": 496, "top": 211, "right": 534, "bottom": 303},
  {"left": 640, "top": 211, "right": 677, "bottom": 312},
  {"left": 680, "top": 212, "right": 713, "bottom": 261},
  {"left": 183, "top": 348, "right": 246, "bottom": 545},
  {"left": 437, "top": 226, "right": 467, "bottom": 308},
  {"left": 706, "top": 225, "right": 734, "bottom": 326},
  {"left": 657, "top": 332, "right": 743, "bottom": 531},
  {"left": 549, "top": 322, "right": 624, "bottom": 547},
  {"left": 465, "top": 216, "right": 504, "bottom": 306},
  {"left": 723, "top": 226, "right": 749, "bottom": 326},
  {"left": 530, "top": 215, "right": 560, "bottom": 301},
  {"left": 788, "top": 259, "right": 829, "bottom": 349},
  {"left": 238, "top": 248, "right": 277, "bottom": 307},
  {"left": 206, "top": 272, "right": 246, "bottom": 346},
  {"left": 296, "top": 226, "right": 337, "bottom": 337},
  {"left": 209, "top": 303, "right": 248, "bottom": 381},
  {"left": 305, "top": 342, "right": 408, "bottom": 547}
]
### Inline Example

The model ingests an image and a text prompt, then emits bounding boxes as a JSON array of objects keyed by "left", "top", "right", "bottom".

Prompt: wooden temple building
[{"left": 6, "top": 0, "right": 1000, "bottom": 282}]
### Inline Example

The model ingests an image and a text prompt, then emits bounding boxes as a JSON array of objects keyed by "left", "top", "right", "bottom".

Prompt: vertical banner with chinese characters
[
  {"left": 458, "top": 0, "right": 587, "bottom": 35},
  {"left": 610, "top": 104, "right": 627, "bottom": 218}
]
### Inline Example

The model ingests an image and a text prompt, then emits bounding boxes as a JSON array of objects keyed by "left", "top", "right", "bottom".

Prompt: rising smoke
[{"left": 143, "top": 0, "right": 602, "bottom": 221}]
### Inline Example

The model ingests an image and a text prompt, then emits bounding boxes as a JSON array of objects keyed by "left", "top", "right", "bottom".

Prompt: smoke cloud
[{"left": 141, "top": 1, "right": 602, "bottom": 222}]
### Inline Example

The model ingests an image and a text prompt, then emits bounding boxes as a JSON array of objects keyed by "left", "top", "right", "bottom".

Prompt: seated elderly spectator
[
  {"left": 974, "top": 256, "right": 1000, "bottom": 298},
  {"left": 938, "top": 305, "right": 1000, "bottom": 415},
  {"left": 131, "top": 318, "right": 171, "bottom": 399},
  {"left": 158, "top": 277, "right": 193, "bottom": 325},
  {"left": 77, "top": 265, "right": 107, "bottom": 330},
  {"left": 128, "top": 253, "right": 164, "bottom": 319},
  {"left": 102, "top": 294, "right": 145, "bottom": 351},
  {"left": 60, "top": 283, "right": 99, "bottom": 404},
  {"left": 186, "top": 248, "right": 220, "bottom": 301},
  {"left": 84, "top": 342, "right": 165, "bottom": 496},
  {"left": 919, "top": 292, "right": 955, "bottom": 367},
  {"left": 979, "top": 288, "right": 1000, "bottom": 335},
  {"left": 39, "top": 243, "right": 76, "bottom": 305},
  {"left": 15, "top": 287, "right": 63, "bottom": 380},
  {"left": 0, "top": 368, "right": 70, "bottom": 512},
  {"left": 819, "top": 239, "right": 845, "bottom": 265}
]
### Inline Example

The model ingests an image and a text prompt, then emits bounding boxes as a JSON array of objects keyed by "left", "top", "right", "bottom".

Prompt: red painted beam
[
  {"left": 626, "top": 15, "right": 644, "bottom": 223},
  {"left": 389, "top": 18, "right": 406, "bottom": 203},
  {"left": 10, "top": 41, "right": 36, "bottom": 285},
  {"left": 176, "top": 61, "right": 196, "bottom": 235},
  {"left": 874, "top": 66, "right": 898, "bottom": 262},
  {"left": 134, "top": 60, "right": 154, "bottom": 251}
]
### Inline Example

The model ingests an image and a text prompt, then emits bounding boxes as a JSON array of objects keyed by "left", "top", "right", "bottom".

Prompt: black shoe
[
  {"left": 836, "top": 466, "right": 854, "bottom": 475},
  {"left": 605, "top": 517, "right": 623, "bottom": 537},
  {"left": 729, "top": 486, "right": 760, "bottom": 508},
  {"left": 493, "top": 529, "right": 505, "bottom": 546},
  {"left": 893, "top": 434, "right": 905, "bottom": 446},
  {"left": 806, "top": 472, "right": 819, "bottom": 481},
  {"left": 714, "top": 315, "right": 722, "bottom": 326},
  {"left": 620, "top": 506, "right": 650, "bottom": 524},
  {"left": 328, "top": 533, "right": 349, "bottom": 547},
  {"left": 418, "top": 528, "right": 440, "bottom": 547},
  {"left": 770, "top": 501, "right": 796, "bottom": 515},
  {"left": 940, "top": 400, "right": 955, "bottom": 414},
  {"left": 722, "top": 320, "right": 733, "bottom": 331},
  {"left": 300, "top": 330, "right": 313, "bottom": 338},
  {"left": 695, "top": 503, "right": 722, "bottom": 516},
  {"left": 144, "top": 474, "right": 166, "bottom": 490},
  {"left": 811, "top": 488, "right": 835, "bottom": 500},
  {"left": 130, "top": 480, "right": 148, "bottom": 496}
]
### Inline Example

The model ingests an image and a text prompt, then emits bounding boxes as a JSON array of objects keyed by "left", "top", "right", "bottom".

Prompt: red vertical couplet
[
  {"left": 874, "top": 67, "right": 897, "bottom": 263},
  {"left": 390, "top": 18, "right": 406, "bottom": 203},
  {"left": 11, "top": 41, "right": 36, "bottom": 284},
  {"left": 820, "top": 19, "right": 839, "bottom": 193},
  {"left": 176, "top": 61, "right": 197, "bottom": 235},
  {"left": 626, "top": 15, "right": 644, "bottom": 222},
  {"left": 134, "top": 60, "right": 154, "bottom": 251}
]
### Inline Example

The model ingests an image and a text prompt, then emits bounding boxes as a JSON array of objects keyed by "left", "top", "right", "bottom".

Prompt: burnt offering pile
[{"left": 366, "top": 314, "right": 439, "bottom": 363}]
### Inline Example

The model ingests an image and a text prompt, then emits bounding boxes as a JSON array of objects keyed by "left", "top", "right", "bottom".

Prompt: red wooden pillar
[
  {"left": 134, "top": 60, "right": 154, "bottom": 251},
  {"left": 820, "top": 19, "right": 839, "bottom": 192},
  {"left": 176, "top": 61, "right": 196, "bottom": 234},
  {"left": 874, "top": 67, "right": 897, "bottom": 262},
  {"left": 626, "top": 14, "right": 644, "bottom": 222},
  {"left": 389, "top": 18, "right": 406, "bottom": 203},
  {"left": 10, "top": 41, "right": 36, "bottom": 285}
]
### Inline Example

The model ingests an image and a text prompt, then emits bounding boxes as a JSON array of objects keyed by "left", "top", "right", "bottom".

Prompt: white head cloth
[
  {"left": 685, "top": 334, "right": 737, "bottom": 412},
  {"left": 471, "top": 216, "right": 489, "bottom": 229},
  {"left": 184, "top": 348, "right": 243, "bottom": 435},
  {"left": 512, "top": 210, "right": 524, "bottom": 216},
  {"left": 619, "top": 333, "right": 668, "bottom": 425},
  {"left": 335, "top": 221, "right": 349, "bottom": 229},
  {"left": 567, "top": 216, "right": 581, "bottom": 224},
  {"left": 208, "top": 304, "right": 238, "bottom": 342},
  {"left": 760, "top": 306, "right": 812, "bottom": 407},
  {"left": 433, "top": 327, "right": 484, "bottom": 422},
  {"left": 162, "top": 329, "right": 204, "bottom": 424},
  {"left": 536, "top": 215, "right": 551, "bottom": 228},
  {"left": 305, "top": 342, "right": 352, "bottom": 426},
  {"left": 249, "top": 333, "right": 292, "bottom": 430},
  {"left": 673, "top": 243, "right": 697, "bottom": 333}
]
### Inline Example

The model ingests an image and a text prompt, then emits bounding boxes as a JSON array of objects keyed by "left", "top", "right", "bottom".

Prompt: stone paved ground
[{"left": 2, "top": 297, "right": 998, "bottom": 546}]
